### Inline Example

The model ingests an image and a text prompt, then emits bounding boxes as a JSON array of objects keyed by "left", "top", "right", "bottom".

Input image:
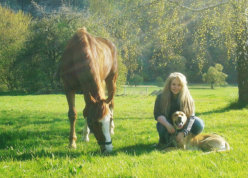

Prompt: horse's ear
[{"left": 89, "top": 92, "right": 97, "bottom": 104}]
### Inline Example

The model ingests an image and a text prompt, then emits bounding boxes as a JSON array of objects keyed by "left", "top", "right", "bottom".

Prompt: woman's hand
[
  {"left": 166, "top": 123, "right": 176, "bottom": 134},
  {"left": 157, "top": 115, "right": 175, "bottom": 134}
]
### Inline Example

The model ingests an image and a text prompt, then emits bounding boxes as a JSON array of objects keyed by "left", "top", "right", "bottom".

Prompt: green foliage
[
  {"left": 116, "top": 55, "right": 127, "bottom": 87},
  {"left": 14, "top": 7, "right": 119, "bottom": 92},
  {"left": 189, "top": 0, "right": 248, "bottom": 102},
  {"left": 15, "top": 10, "right": 81, "bottom": 92},
  {"left": 202, "top": 64, "right": 228, "bottom": 89},
  {"left": 0, "top": 86, "right": 248, "bottom": 177},
  {"left": 1, "top": 0, "right": 248, "bottom": 96},
  {"left": 11, "top": 5, "right": 128, "bottom": 92},
  {"left": 0, "top": 5, "right": 31, "bottom": 90},
  {"left": 129, "top": 74, "right": 144, "bottom": 86},
  {"left": 155, "top": 76, "right": 164, "bottom": 87}
]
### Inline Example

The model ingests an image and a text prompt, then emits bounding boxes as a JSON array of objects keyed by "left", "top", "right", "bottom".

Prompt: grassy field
[{"left": 0, "top": 85, "right": 248, "bottom": 177}]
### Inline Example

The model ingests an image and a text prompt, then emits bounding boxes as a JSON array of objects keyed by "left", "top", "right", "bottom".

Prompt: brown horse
[{"left": 59, "top": 27, "right": 117, "bottom": 152}]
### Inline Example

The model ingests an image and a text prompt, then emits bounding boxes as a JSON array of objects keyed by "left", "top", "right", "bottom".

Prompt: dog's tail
[
  {"left": 224, "top": 141, "right": 230, "bottom": 151},
  {"left": 214, "top": 140, "right": 230, "bottom": 153}
]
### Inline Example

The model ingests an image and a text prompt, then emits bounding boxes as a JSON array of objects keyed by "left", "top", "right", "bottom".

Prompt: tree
[
  {"left": 1, "top": 0, "right": 246, "bottom": 96},
  {"left": 88, "top": 0, "right": 187, "bottom": 82},
  {"left": 171, "top": 0, "right": 248, "bottom": 104},
  {"left": 14, "top": 5, "right": 127, "bottom": 92},
  {"left": 0, "top": 5, "right": 31, "bottom": 90},
  {"left": 129, "top": 74, "right": 144, "bottom": 86},
  {"left": 15, "top": 7, "right": 84, "bottom": 92},
  {"left": 202, "top": 64, "right": 227, "bottom": 89},
  {"left": 208, "top": 1, "right": 248, "bottom": 103},
  {"left": 156, "top": 76, "right": 164, "bottom": 87}
]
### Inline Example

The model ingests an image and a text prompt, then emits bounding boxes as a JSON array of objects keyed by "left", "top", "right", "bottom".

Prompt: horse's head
[{"left": 86, "top": 93, "right": 113, "bottom": 153}]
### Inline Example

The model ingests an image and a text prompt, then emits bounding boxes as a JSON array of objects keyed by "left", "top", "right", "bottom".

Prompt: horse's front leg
[
  {"left": 110, "top": 110, "right": 115, "bottom": 135},
  {"left": 66, "top": 91, "right": 77, "bottom": 148},
  {"left": 105, "top": 74, "right": 117, "bottom": 135},
  {"left": 82, "top": 120, "right": 90, "bottom": 142}
]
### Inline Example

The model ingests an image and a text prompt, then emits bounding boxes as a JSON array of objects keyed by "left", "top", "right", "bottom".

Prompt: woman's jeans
[{"left": 156, "top": 116, "right": 204, "bottom": 144}]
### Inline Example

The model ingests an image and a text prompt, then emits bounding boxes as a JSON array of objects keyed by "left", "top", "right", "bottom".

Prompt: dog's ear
[{"left": 172, "top": 111, "right": 179, "bottom": 120}]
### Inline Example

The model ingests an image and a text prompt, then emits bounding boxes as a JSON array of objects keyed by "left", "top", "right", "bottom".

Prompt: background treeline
[{"left": 0, "top": 0, "right": 247, "bottom": 94}]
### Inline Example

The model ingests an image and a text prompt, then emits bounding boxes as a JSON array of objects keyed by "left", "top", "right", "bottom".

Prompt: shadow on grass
[
  {"left": 189, "top": 87, "right": 211, "bottom": 90},
  {"left": 0, "top": 91, "right": 29, "bottom": 96},
  {"left": 0, "top": 143, "right": 158, "bottom": 161},
  {"left": 0, "top": 148, "right": 86, "bottom": 161},
  {"left": 0, "top": 110, "right": 85, "bottom": 161},
  {"left": 0, "top": 129, "right": 69, "bottom": 149},
  {"left": 112, "top": 143, "right": 155, "bottom": 156},
  {"left": 0, "top": 130, "right": 89, "bottom": 161},
  {"left": 197, "top": 100, "right": 247, "bottom": 116},
  {"left": 0, "top": 90, "right": 64, "bottom": 96},
  {"left": 85, "top": 143, "right": 156, "bottom": 157},
  {"left": 1, "top": 112, "right": 155, "bottom": 160},
  {"left": 116, "top": 116, "right": 152, "bottom": 121}
]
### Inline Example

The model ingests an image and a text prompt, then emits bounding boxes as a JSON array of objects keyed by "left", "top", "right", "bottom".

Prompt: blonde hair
[{"left": 160, "top": 72, "right": 195, "bottom": 118}]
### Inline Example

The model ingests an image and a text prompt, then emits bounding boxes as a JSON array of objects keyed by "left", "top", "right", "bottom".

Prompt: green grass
[{"left": 0, "top": 86, "right": 248, "bottom": 177}]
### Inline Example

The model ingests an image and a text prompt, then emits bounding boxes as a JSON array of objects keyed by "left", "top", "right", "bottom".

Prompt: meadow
[{"left": 0, "top": 85, "right": 248, "bottom": 177}]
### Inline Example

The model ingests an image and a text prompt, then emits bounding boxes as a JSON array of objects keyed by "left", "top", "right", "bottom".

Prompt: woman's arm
[
  {"left": 183, "top": 116, "right": 195, "bottom": 137},
  {"left": 183, "top": 102, "right": 196, "bottom": 137},
  {"left": 154, "top": 94, "right": 175, "bottom": 134},
  {"left": 157, "top": 115, "right": 175, "bottom": 134},
  {"left": 153, "top": 94, "right": 163, "bottom": 120}
]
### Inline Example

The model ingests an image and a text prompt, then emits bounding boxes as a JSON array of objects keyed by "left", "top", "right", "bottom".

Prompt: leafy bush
[
  {"left": 129, "top": 74, "right": 144, "bottom": 86},
  {"left": 116, "top": 55, "right": 127, "bottom": 88},
  {"left": 155, "top": 76, "right": 164, "bottom": 87},
  {"left": 14, "top": 7, "right": 127, "bottom": 93},
  {"left": 202, "top": 63, "right": 228, "bottom": 89},
  {"left": 0, "top": 5, "right": 31, "bottom": 90},
  {"left": 15, "top": 8, "right": 86, "bottom": 92}
]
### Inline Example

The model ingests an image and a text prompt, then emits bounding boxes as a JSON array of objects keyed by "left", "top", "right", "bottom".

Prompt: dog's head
[{"left": 172, "top": 111, "right": 187, "bottom": 130}]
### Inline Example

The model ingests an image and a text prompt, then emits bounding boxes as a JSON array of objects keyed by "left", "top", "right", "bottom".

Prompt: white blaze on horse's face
[{"left": 99, "top": 112, "right": 113, "bottom": 152}]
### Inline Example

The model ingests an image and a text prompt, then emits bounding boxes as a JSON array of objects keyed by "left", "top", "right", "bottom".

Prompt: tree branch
[{"left": 167, "top": 0, "right": 230, "bottom": 12}]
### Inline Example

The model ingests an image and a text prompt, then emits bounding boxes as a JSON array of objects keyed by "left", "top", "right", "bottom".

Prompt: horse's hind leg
[{"left": 66, "top": 90, "right": 77, "bottom": 148}]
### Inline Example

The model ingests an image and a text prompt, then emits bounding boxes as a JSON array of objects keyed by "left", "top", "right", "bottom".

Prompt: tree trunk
[
  {"left": 237, "top": 24, "right": 248, "bottom": 104},
  {"left": 211, "top": 82, "right": 214, "bottom": 89}
]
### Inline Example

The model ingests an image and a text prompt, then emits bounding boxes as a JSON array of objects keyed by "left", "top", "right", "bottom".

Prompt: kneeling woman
[{"left": 154, "top": 72, "right": 204, "bottom": 148}]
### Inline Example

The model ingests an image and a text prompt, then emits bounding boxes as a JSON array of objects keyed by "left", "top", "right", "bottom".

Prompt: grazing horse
[{"left": 59, "top": 27, "right": 117, "bottom": 152}]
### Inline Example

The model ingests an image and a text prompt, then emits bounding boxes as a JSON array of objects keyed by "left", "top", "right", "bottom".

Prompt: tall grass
[{"left": 0, "top": 86, "right": 247, "bottom": 177}]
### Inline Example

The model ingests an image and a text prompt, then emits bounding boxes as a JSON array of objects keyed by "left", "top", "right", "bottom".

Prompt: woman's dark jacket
[{"left": 153, "top": 93, "right": 195, "bottom": 136}]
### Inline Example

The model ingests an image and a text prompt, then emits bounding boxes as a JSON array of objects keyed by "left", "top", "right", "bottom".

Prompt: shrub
[
  {"left": 129, "top": 74, "right": 144, "bottom": 86},
  {"left": 202, "top": 63, "right": 228, "bottom": 89},
  {"left": 0, "top": 5, "right": 31, "bottom": 90},
  {"left": 156, "top": 76, "right": 164, "bottom": 87}
]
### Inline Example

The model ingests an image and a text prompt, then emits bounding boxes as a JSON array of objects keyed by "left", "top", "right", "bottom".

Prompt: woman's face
[{"left": 170, "top": 78, "right": 182, "bottom": 95}]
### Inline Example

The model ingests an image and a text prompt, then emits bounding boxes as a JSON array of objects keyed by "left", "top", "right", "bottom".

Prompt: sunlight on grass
[{"left": 0, "top": 86, "right": 247, "bottom": 177}]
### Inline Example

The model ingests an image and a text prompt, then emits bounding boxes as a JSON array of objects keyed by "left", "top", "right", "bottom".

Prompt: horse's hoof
[
  {"left": 82, "top": 136, "right": 89, "bottom": 142},
  {"left": 69, "top": 143, "right": 77, "bottom": 149}
]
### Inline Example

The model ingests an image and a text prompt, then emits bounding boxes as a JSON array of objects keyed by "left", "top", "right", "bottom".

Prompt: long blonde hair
[{"left": 160, "top": 72, "right": 195, "bottom": 118}]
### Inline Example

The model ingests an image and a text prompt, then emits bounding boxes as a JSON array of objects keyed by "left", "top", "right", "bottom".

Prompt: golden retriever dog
[{"left": 171, "top": 111, "right": 230, "bottom": 152}]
